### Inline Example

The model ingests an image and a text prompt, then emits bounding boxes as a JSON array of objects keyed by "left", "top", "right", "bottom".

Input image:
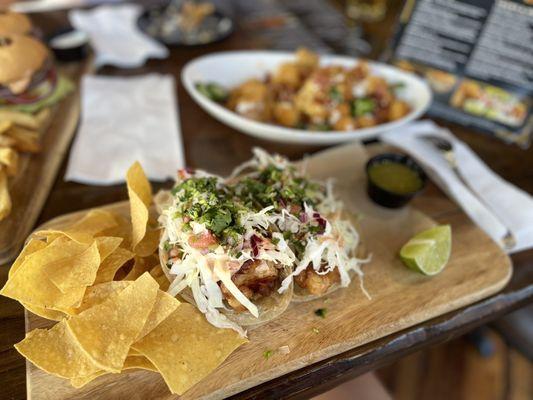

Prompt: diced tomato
[{"left": 188, "top": 231, "right": 218, "bottom": 249}]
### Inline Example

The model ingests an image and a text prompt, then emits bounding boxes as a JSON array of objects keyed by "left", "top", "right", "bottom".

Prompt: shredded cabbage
[{"left": 158, "top": 148, "right": 370, "bottom": 336}]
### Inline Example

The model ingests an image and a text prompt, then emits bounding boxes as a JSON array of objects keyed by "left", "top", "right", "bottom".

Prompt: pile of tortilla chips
[
  {"left": 0, "top": 162, "right": 246, "bottom": 395},
  {"left": 0, "top": 108, "right": 53, "bottom": 221}
]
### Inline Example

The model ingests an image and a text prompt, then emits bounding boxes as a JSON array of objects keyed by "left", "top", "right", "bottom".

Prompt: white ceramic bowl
[{"left": 182, "top": 51, "right": 432, "bottom": 145}]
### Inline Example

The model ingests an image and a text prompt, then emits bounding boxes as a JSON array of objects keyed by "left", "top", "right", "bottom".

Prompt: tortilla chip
[
  {"left": 66, "top": 273, "right": 159, "bottom": 372},
  {"left": 9, "top": 238, "right": 47, "bottom": 279},
  {"left": 45, "top": 241, "right": 100, "bottom": 293},
  {"left": 149, "top": 265, "right": 170, "bottom": 291},
  {"left": 35, "top": 210, "right": 118, "bottom": 244},
  {"left": 5, "top": 126, "right": 41, "bottom": 153},
  {"left": 0, "top": 169, "right": 11, "bottom": 221},
  {"left": 0, "top": 147, "right": 18, "bottom": 176},
  {"left": 99, "top": 213, "right": 132, "bottom": 249},
  {"left": 132, "top": 303, "right": 247, "bottom": 395},
  {"left": 123, "top": 354, "right": 157, "bottom": 371},
  {"left": 133, "top": 227, "right": 160, "bottom": 258},
  {"left": 15, "top": 321, "right": 100, "bottom": 379},
  {"left": 123, "top": 256, "right": 153, "bottom": 281},
  {"left": 0, "top": 239, "right": 89, "bottom": 311},
  {"left": 93, "top": 247, "right": 134, "bottom": 284},
  {"left": 96, "top": 236, "right": 123, "bottom": 260},
  {"left": 127, "top": 162, "right": 152, "bottom": 206},
  {"left": 126, "top": 162, "right": 153, "bottom": 254},
  {"left": 70, "top": 355, "right": 157, "bottom": 388},
  {"left": 137, "top": 291, "right": 180, "bottom": 341},
  {"left": 22, "top": 301, "right": 66, "bottom": 321},
  {"left": 72, "top": 281, "right": 132, "bottom": 315}
]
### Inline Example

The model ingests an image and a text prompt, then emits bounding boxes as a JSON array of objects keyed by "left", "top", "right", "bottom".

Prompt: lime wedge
[{"left": 400, "top": 225, "right": 451, "bottom": 275}]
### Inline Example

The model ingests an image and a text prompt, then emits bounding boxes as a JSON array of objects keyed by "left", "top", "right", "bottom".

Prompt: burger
[
  {"left": 0, "top": 11, "right": 33, "bottom": 35},
  {"left": 0, "top": 34, "right": 73, "bottom": 114}
]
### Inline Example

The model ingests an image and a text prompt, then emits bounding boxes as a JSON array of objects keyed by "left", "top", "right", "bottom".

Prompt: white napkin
[
  {"left": 11, "top": 0, "right": 122, "bottom": 14},
  {"left": 381, "top": 120, "right": 533, "bottom": 253},
  {"left": 69, "top": 4, "right": 168, "bottom": 68},
  {"left": 65, "top": 74, "right": 184, "bottom": 185}
]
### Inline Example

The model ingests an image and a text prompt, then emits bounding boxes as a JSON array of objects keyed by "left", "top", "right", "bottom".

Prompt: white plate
[{"left": 182, "top": 51, "right": 432, "bottom": 145}]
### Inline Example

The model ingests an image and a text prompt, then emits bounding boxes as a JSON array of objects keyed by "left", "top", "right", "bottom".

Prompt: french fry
[
  {"left": 0, "top": 168, "right": 11, "bottom": 221},
  {"left": 0, "top": 135, "right": 16, "bottom": 147},
  {"left": 35, "top": 107, "right": 52, "bottom": 132},
  {"left": 0, "top": 147, "right": 19, "bottom": 176},
  {"left": 0, "top": 121, "right": 12, "bottom": 135},
  {"left": 5, "top": 126, "right": 41, "bottom": 153},
  {"left": 0, "top": 110, "right": 39, "bottom": 130}
]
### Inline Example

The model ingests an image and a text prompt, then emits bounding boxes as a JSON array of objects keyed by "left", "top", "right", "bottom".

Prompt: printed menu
[{"left": 389, "top": 0, "right": 532, "bottom": 146}]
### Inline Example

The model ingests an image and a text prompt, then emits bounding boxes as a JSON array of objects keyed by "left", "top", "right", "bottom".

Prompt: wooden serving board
[
  {"left": 24, "top": 144, "right": 512, "bottom": 400},
  {"left": 0, "top": 61, "right": 90, "bottom": 264}
]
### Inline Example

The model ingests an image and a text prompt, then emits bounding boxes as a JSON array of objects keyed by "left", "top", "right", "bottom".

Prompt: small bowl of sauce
[{"left": 366, "top": 153, "right": 426, "bottom": 208}]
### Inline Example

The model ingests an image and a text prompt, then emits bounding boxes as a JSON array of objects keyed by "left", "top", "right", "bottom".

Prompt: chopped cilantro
[
  {"left": 329, "top": 86, "right": 343, "bottom": 102},
  {"left": 171, "top": 176, "right": 245, "bottom": 244},
  {"left": 263, "top": 349, "right": 273, "bottom": 360},
  {"left": 351, "top": 98, "right": 376, "bottom": 116},
  {"left": 314, "top": 308, "right": 328, "bottom": 318}
]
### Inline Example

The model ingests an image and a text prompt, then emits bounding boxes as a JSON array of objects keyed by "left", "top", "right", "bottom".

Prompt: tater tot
[
  {"left": 388, "top": 100, "right": 411, "bottom": 121},
  {"left": 221, "top": 49, "right": 412, "bottom": 131},
  {"left": 272, "top": 63, "right": 302, "bottom": 89},
  {"left": 295, "top": 48, "right": 319, "bottom": 75},
  {"left": 273, "top": 102, "right": 301, "bottom": 127},
  {"left": 349, "top": 61, "right": 370, "bottom": 81},
  {"left": 356, "top": 115, "right": 377, "bottom": 128},
  {"left": 227, "top": 79, "right": 272, "bottom": 121},
  {"left": 333, "top": 116, "right": 356, "bottom": 131}
]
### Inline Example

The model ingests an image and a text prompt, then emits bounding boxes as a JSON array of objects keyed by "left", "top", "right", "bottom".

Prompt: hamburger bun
[
  {"left": 0, "top": 34, "right": 48, "bottom": 94},
  {"left": 0, "top": 11, "right": 32, "bottom": 35}
]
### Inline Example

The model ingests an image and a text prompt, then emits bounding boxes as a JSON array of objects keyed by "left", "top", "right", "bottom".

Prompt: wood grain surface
[
  {"left": 0, "top": 61, "right": 88, "bottom": 264},
  {"left": 378, "top": 329, "right": 533, "bottom": 400},
  {"left": 24, "top": 144, "right": 512, "bottom": 400},
  {"left": 0, "top": 3, "right": 531, "bottom": 400}
]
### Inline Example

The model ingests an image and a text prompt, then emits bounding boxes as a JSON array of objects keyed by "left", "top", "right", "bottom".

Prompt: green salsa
[{"left": 368, "top": 161, "right": 422, "bottom": 194}]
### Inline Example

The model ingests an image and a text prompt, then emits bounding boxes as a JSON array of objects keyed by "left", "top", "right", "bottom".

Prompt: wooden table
[{"left": 1, "top": 3, "right": 532, "bottom": 399}]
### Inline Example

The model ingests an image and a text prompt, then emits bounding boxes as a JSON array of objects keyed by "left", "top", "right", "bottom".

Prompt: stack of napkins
[
  {"left": 381, "top": 120, "right": 533, "bottom": 253},
  {"left": 65, "top": 74, "right": 184, "bottom": 185},
  {"left": 69, "top": 4, "right": 168, "bottom": 68}
]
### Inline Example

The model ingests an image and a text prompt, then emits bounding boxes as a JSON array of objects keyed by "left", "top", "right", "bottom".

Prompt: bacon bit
[
  {"left": 183, "top": 216, "right": 191, "bottom": 223},
  {"left": 314, "top": 72, "right": 330, "bottom": 88},
  {"left": 188, "top": 231, "right": 218, "bottom": 249},
  {"left": 250, "top": 235, "right": 262, "bottom": 257}
]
